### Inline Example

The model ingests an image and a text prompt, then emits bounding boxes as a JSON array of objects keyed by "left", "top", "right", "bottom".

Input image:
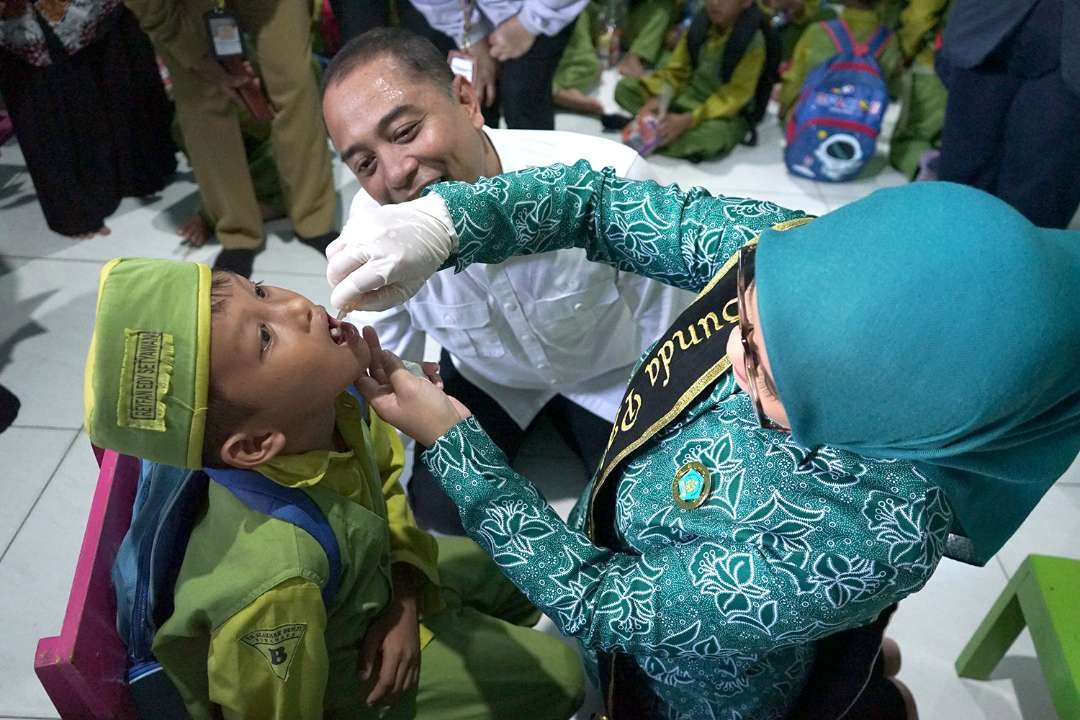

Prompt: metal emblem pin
[{"left": 672, "top": 461, "right": 712, "bottom": 510}]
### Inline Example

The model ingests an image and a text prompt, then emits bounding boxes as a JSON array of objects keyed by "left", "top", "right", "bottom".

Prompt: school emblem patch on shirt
[
  {"left": 672, "top": 461, "right": 711, "bottom": 510},
  {"left": 241, "top": 623, "right": 307, "bottom": 681}
]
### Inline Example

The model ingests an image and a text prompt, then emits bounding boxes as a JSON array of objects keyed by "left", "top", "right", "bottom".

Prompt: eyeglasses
[{"left": 736, "top": 245, "right": 787, "bottom": 431}]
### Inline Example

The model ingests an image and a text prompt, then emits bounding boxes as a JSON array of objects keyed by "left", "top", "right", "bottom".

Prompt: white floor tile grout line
[
  {"left": 0, "top": 429, "right": 80, "bottom": 565},
  {"left": 994, "top": 555, "right": 1011, "bottom": 580}
]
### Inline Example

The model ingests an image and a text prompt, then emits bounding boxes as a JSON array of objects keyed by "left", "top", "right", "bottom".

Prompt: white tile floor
[{"left": 1, "top": 75, "right": 1079, "bottom": 719}]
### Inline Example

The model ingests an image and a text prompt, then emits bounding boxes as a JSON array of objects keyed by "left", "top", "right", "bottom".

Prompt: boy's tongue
[
  {"left": 336, "top": 321, "right": 360, "bottom": 346},
  {"left": 329, "top": 315, "right": 361, "bottom": 347}
]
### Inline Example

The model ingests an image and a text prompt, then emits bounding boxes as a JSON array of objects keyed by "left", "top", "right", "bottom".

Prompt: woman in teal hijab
[
  {"left": 756, "top": 183, "right": 1080, "bottom": 565},
  {"left": 330, "top": 161, "right": 1080, "bottom": 720}
]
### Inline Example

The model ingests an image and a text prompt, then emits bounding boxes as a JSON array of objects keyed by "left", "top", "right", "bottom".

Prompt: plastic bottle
[{"left": 597, "top": 0, "right": 626, "bottom": 68}]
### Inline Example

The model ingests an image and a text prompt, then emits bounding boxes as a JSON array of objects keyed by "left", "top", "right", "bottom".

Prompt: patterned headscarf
[{"left": 755, "top": 182, "right": 1080, "bottom": 564}]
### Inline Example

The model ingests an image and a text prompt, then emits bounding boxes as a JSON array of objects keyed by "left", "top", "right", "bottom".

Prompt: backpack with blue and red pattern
[{"left": 783, "top": 19, "right": 891, "bottom": 182}]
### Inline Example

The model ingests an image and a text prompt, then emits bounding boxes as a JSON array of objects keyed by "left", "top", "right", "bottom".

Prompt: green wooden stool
[{"left": 955, "top": 554, "right": 1080, "bottom": 719}]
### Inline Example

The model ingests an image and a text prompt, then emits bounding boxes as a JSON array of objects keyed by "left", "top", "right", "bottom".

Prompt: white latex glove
[{"left": 326, "top": 194, "right": 458, "bottom": 312}]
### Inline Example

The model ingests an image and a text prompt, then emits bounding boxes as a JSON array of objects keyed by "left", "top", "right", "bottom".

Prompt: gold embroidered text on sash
[
  {"left": 585, "top": 246, "right": 745, "bottom": 540},
  {"left": 584, "top": 216, "right": 814, "bottom": 543}
]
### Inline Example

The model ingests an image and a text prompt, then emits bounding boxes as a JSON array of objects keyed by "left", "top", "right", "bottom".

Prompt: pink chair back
[{"left": 34, "top": 449, "right": 140, "bottom": 719}]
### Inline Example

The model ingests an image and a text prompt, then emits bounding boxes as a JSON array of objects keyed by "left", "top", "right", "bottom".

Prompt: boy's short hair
[
  {"left": 203, "top": 272, "right": 252, "bottom": 467},
  {"left": 85, "top": 258, "right": 214, "bottom": 469}
]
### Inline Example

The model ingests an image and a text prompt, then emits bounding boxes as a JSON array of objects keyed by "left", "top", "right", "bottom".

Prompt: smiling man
[{"left": 321, "top": 28, "right": 693, "bottom": 535}]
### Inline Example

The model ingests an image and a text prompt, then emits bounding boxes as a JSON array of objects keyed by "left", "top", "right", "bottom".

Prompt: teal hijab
[{"left": 755, "top": 182, "right": 1080, "bottom": 565}]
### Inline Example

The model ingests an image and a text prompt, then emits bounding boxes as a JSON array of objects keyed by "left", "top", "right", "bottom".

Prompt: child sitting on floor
[
  {"left": 614, "top": 0, "right": 766, "bottom": 161},
  {"left": 552, "top": 0, "right": 679, "bottom": 117},
  {"left": 83, "top": 258, "right": 584, "bottom": 719}
]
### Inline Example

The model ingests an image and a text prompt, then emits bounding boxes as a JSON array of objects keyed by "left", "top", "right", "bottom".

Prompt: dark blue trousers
[{"left": 937, "top": 4, "right": 1080, "bottom": 229}]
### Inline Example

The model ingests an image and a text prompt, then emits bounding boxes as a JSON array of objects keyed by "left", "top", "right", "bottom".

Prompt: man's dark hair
[{"left": 322, "top": 27, "right": 455, "bottom": 100}]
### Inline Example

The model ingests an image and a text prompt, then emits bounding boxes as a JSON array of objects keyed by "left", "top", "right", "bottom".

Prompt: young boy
[
  {"left": 613, "top": 0, "right": 765, "bottom": 160},
  {"left": 778, "top": 0, "right": 902, "bottom": 123},
  {"left": 83, "top": 257, "right": 585, "bottom": 719}
]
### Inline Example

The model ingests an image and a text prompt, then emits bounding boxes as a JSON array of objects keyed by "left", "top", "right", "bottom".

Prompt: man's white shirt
[{"left": 345, "top": 128, "right": 693, "bottom": 427}]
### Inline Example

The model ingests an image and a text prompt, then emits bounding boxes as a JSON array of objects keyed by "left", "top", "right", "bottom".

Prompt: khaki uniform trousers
[{"left": 163, "top": 0, "right": 334, "bottom": 250}]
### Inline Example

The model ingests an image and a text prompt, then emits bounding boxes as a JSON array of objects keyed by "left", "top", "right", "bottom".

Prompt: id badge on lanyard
[
  {"left": 450, "top": 55, "right": 475, "bottom": 83},
  {"left": 450, "top": 0, "right": 476, "bottom": 82},
  {"left": 201, "top": 1, "right": 275, "bottom": 121},
  {"left": 204, "top": 2, "right": 245, "bottom": 61}
]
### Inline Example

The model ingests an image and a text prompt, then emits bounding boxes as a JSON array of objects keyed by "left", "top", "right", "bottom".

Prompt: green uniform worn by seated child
[
  {"left": 553, "top": 0, "right": 678, "bottom": 94},
  {"left": 889, "top": 0, "right": 949, "bottom": 178},
  {"left": 83, "top": 258, "right": 585, "bottom": 719},
  {"left": 778, "top": 5, "right": 902, "bottom": 122},
  {"left": 615, "top": 20, "right": 765, "bottom": 159}
]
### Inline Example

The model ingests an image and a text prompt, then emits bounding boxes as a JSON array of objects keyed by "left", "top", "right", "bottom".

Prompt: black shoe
[
  {"left": 212, "top": 248, "right": 256, "bottom": 278},
  {"left": 0, "top": 384, "right": 20, "bottom": 434},
  {"left": 297, "top": 231, "right": 337, "bottom": 256},
  {"left": 601, "top": 113, "right": 633, "bottom": 132}
]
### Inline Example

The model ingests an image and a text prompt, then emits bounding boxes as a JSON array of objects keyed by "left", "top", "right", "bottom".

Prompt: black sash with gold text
[
  {"left": 585, "top": 247, "right": 744, "bottom": 548},
  {"left": 587, "top": 247, "right": 745, "bottom": 720},
  {"left": 587, "top": 219, "right": 814, "bottom": 720}
]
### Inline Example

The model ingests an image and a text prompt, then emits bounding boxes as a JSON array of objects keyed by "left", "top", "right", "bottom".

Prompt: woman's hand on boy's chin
[{"left": 354, "top": 326, "right": 471, "bottom": 446}]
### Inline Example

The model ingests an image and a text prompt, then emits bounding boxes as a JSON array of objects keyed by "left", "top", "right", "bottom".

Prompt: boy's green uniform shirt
[
  {"left": 778, "top": 6, "right": 903, "bottom": 121},
  {"left": 152, "top": 394, "right": 440, "bottom": 719},
  {"left": 152, "top": 394, "right": 585, "bottom": 719}
]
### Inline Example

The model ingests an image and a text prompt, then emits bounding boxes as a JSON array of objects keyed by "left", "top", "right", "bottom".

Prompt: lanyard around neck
[{"left": 458, "top": 0, "right": 477, "bottom": 49}]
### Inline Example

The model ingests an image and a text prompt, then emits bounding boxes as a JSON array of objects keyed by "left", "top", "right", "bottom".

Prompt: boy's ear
[{"left": 219, "top": 430, "right": 287, "bottom": 470}]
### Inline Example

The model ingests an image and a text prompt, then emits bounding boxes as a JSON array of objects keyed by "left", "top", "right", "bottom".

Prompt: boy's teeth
[{"left": 330, "top": 327, "right": 341, "bottom": 340}]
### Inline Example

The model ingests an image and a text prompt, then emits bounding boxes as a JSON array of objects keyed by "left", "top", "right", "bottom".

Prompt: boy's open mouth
[{"left": 327, "top": 312, "right": 360, "bottom": 347}]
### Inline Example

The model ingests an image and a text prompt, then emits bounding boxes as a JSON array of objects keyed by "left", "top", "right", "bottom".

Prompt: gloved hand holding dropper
[{"left": 326, "top": 194, "right": 458, "bottom": 313}]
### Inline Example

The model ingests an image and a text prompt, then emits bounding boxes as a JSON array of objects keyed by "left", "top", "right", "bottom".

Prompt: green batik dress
[{"left": 420, "top": 161, "right": 953, "bottom": 719}]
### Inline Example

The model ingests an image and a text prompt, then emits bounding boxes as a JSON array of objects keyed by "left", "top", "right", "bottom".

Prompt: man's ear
[
  {"left": 219, "top": 429, "right": 287, "bottom": 469},
  {"left": 452, "top": 74, "right": 485, "bottom": 129}
]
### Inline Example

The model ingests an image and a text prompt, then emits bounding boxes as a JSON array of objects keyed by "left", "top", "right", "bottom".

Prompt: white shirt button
[
  {"left": 443, "top": 314, "right": 453, "bottom": 323},
  {"left": 537, "top": 362, "right": 548, "bottom": 370},
  {"left": 573, "top": 302, "right": 584, "bottom": 311},
  {"left": 504, "top": 302, "right": 517, "bottom": 312}
]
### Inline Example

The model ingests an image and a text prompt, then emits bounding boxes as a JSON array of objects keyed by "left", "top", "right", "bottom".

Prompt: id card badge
[
  {"left": 204, "top": 8, "right": 245, "bottom": 61},
  {"left": 449, "top": 55, "right": 475, "bottom": 84}
]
